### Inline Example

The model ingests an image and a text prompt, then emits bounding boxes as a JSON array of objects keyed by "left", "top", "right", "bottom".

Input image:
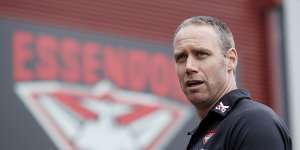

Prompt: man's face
[{"left": 173, "top": 25, "right": 229, "bottom": 108}]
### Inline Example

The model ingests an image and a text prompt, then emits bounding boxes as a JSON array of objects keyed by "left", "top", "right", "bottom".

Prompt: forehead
[{"left": 173, "top": 25, "right": 221, "bottom": 51}]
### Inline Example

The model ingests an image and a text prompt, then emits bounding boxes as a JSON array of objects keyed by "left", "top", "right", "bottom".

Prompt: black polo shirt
[{"left": 187, "top": 89, "right": 292, "bottom": 150}]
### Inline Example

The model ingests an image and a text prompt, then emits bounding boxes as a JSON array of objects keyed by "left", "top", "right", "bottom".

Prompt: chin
[{"left": 187, "top": 94, "right": 208, "bottom": 106}]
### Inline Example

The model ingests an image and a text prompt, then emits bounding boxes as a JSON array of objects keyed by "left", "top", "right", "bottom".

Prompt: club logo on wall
[
  {"left": 16, "top": 81, "right": 191, "bottom": 150},
  {"left": 9, "top": 23, "right": 192, "bottom": 150}
]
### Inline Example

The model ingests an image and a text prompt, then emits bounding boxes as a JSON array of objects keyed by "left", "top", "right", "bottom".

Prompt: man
[{"left": 173, "top": 16, "right": 292, "bottom": 150}]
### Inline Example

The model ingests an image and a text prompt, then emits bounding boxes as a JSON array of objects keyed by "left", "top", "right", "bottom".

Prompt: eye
[
  {"left": 175, "top": 53, "right": 187, "bottom": 63},
  {"left": 195, "top": 51, "right": 209, "bottom": 59}
]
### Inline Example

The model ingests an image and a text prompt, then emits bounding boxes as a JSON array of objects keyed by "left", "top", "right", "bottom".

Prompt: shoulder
[
  {"left": 226, "top": 99, "right": 288, "bottom": 131},
  {"left": 232, "top": 100, "right": 283, "bottom": 124},
  {"left": 223, "top": 99, "right": 292, "bottom": 150}
]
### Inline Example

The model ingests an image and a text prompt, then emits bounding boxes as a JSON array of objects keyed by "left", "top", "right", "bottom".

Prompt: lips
[{"left": 185, "top": 80, "right": 204, "bottom": 87}]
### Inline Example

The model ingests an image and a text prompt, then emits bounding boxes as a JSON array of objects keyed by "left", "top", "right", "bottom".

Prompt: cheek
[
  {"left": 175, "top": 65, "right": 185, "bottom": 77},
  {"left": 203, "top": 61, "right": 226, "bottom": 81},
  {"left": 175, "top": 65, "right": 186, "bottom": 85},
  {"left": 214, "top": 67, "right": 227, "bottom": 83}
]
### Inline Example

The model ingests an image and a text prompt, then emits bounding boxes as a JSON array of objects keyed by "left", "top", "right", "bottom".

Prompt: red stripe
[{"left": 52, "top": 92, "right": 98, "bottom": 120}]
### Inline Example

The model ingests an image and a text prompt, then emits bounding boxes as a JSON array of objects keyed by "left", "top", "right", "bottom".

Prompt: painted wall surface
[
  {"left": 0, "top": 0, "right": 286, "bottom": 150},
  {"left": 0, "top": 0, "right": 275, "bottom": 105},
  {"left": 0, "top": 19, "right": 195, "bottom": 150}
]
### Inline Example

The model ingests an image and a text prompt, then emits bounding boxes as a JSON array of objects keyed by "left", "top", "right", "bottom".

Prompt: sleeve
[{"left": 228, "top": 108, "right": 292, "bottom": 150}]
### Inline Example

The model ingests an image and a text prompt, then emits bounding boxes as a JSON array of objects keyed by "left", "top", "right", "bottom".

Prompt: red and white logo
[
  {"left": 215, "top": 102, "right": 229, "bottom": 113},
  {"left": 202, "top": 130, "right": 216, "bottom": 145},
  {"left": 15, "top": 81, "right": 192, "bottom": 150}
]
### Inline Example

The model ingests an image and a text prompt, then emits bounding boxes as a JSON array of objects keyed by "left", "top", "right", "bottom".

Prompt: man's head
[
  {"left": 174, "top": 16, "right": 235, "bottom": 54},
  {"left": 173, "top": 16, "right": 238, "bottom": 111}
]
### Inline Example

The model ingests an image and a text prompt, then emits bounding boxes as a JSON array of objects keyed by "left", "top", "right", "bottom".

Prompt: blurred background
[{"left": 0, "top": 0, "right": 299, "bottom": 149}]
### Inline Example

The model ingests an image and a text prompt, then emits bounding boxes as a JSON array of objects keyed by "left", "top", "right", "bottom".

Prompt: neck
[{"left": 197, "top": 74, "right": 237, "bottom": 119}]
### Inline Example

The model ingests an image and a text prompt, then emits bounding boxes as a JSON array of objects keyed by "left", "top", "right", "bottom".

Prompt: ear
[{"left": 225, "top": 48, "right": 238, "bottom": 72}]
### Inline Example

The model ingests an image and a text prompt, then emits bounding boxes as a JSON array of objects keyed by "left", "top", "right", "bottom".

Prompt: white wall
[{"left": 284, "top": 0, "right": 300, "bottom": 149}]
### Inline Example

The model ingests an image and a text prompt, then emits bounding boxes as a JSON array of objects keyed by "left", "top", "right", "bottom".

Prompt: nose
[{"left": 186, "top": 56, "right": 198, "bottom": 75}]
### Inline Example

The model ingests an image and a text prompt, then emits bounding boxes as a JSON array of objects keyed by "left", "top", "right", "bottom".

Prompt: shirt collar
[
  {"left": 187, "top": 89, "right": 251, "bottom": 135},
  {"left": 210, "top": 88, "right": 251, "bottom": 117}
]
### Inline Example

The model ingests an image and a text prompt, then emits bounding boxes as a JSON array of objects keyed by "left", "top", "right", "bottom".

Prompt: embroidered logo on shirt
[
  {"left": 203, "top": 130, "right": 216, "bottom": 145},
  {"left": 215, "top": 102, "right": 229, "bottom": 113}
]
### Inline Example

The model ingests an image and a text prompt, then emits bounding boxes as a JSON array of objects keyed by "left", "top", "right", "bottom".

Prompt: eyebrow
[
  {"left": 174, "top": 47, "right": 210, "bottom": 56},
  {"left": 173, "top": 50, "right": 185, "bottom": 57}
]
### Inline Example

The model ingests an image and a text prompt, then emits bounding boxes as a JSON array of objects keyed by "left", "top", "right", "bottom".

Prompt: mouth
[{"left": 185, "top": 80, "right": 204, "bottom": 88}]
